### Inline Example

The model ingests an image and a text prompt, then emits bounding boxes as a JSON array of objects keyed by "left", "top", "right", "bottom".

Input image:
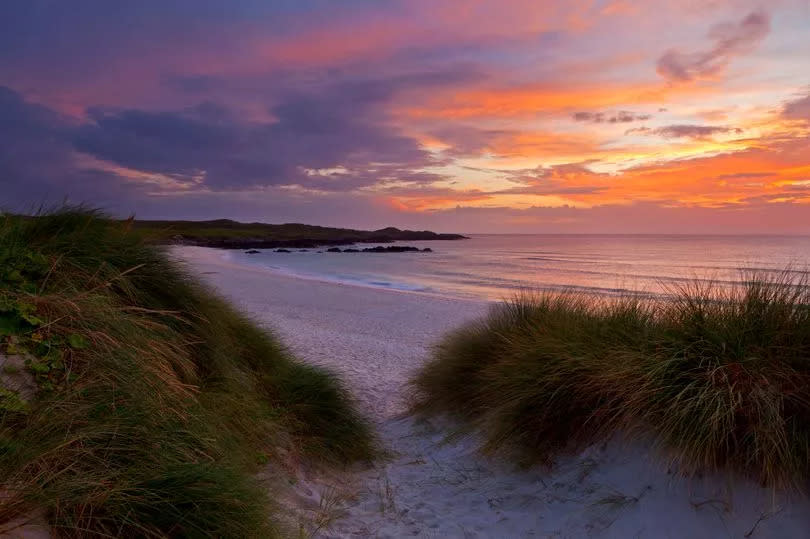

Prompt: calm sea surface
[{"left": 227, "top": 235, "right": 810, "bottom": 301}]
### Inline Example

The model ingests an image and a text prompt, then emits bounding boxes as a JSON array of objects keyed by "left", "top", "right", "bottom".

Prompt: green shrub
[
  {"left": 0, "top": 208, "right": 374, "bottom": 537},
  {"left": 413, "top": 273, "right": 810, "bottom": 487}
]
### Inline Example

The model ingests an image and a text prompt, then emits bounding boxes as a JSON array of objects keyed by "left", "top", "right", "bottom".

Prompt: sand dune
[{"left": 176, "top": 246, "right": 810, "bottom": 538}]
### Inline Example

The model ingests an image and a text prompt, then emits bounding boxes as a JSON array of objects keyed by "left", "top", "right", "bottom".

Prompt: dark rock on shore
[
  {"left": 370, "top": 227, "right": 466, "bottom": 242},
  {"left": 172, "top": 234, "right": 464, "bottom": 250},
  {"left": 249, "top": 245, "right": 432, "bottom": 255},
  {"left": 361, "top": 245, "right": 421, "bottom": 253}
]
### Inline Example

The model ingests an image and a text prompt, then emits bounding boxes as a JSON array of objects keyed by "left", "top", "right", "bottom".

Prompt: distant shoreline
[
  {"left": 132, "top": 218, "right": 468, "bottom": 249},
  {"left": 172, "top": 246, "right": 487, "bottom": 303}
]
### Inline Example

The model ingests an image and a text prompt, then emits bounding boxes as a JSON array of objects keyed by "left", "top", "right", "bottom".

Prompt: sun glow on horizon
[{"left": 2, "top": 1, "right": 810, "bottom": 232}]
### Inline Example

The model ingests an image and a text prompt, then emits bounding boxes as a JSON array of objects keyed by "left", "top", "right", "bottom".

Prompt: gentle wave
[{"left": 227, "top": 235, "right": 810, "bottom": 301}]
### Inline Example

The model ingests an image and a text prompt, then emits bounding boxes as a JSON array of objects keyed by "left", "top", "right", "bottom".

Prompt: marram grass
[
  {"left": 413, "top": 272, "right": 810, "bottom": 488},
  {"left": 0, "top": 208, "right": 374, "bottom": 538}
]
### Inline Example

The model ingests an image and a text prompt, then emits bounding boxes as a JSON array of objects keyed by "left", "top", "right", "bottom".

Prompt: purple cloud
[
  {"left": 572, "top": 110, "right": 651, "bottom": 123},
  {"left": 783, "top": 91, "right": 810, "bottom": 121},
  {"left": 628, "top": 124, "right": 742, "bottom": 139},
  {"left": 0, "top": 87, "right": 138, "bottom": 210},
  {"left": 72, "top": 78, "right": 446, "bottom": 191},
  {"left": 657, "top": 10, "right": 770, "bottom": 82},
  {"left": 1, "top": 80, "right": 448, "bottom": 215}
]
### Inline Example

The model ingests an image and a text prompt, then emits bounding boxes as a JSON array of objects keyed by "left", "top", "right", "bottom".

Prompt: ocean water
[{"left": 227, "top": 235, "right": 810, "bottom": 301}]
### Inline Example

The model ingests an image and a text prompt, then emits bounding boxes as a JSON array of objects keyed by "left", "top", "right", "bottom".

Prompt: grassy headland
[
  {"left": 132, "top": 219, "right": 466, "bottom": 249},
  {"left": 0, "top": 209, "right": 374, "bottom": 537},
  {"left": 413, "top": 274, "right": 810, "bottom": 489}
]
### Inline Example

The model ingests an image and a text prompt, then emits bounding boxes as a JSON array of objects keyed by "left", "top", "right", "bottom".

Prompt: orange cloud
[
  {"left": 403, "top": 81, "right": 710, "bottom": 120},
  {"left": 386, "top": 126, "right": 810, "bottom": 213}
]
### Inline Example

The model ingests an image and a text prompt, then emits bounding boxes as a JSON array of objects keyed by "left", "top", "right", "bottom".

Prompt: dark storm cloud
[
  {"left": 656, "top": 10, "right": 770, "bottom": 82},
  {"left": 571, "top": 110, "right": 651, "bottom": 124}
]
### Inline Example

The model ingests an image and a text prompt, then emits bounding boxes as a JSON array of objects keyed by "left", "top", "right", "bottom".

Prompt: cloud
[
  {"left": 0, "top": 86, "right": 139, "bottom": 210},
  {"left": 1, "top": 80, "right": 447, "bottom": 213},
  {"left": 418, "top": 200, "right": 810, "bottom": 234},
  {"left": 572, "top": 110, "right": 651, "bottom": 123},
  {"left": 1, "top": 2, "right": 808, "bottom": 234},
  {"left": 783, "top": 91, "right": 810, "bottom": 121},
  {"left": 628, "top": 124, "right": 741, "bottom": 139},
  {"left": 657, "top": 9, "right": 770, "bottom": 82},
  {"left": 72, "top": 78, "right": 444, "bottom": 191},
  {"left": 489, "top": 162, "right": 609, "bottom": 196}
]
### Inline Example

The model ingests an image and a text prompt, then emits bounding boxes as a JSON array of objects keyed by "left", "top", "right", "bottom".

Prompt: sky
[{"left": 1, "top": 1, "right": 810, "bottom": 233}]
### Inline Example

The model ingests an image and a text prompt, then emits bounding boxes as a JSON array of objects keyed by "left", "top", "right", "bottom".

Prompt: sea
[{"left": 227, "top": 235, "right": 810, "bottom": 301}]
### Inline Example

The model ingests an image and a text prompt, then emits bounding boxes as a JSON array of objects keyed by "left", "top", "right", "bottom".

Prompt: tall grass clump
[
  {"left": 0, "top": 208, "right": 374, "bottom": 537},
  {"left": 413, "top": 272, "right": 810, "bottom": 488}
]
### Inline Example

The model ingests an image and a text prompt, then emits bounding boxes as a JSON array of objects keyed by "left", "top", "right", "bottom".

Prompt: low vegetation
[
  {"left": 0, "top": 208, "right": 374, "bottom": 537},
  {"left": 413, "top": 273, "right": 810, "bottom": 489},
  {"left": 131, "top": 219, "right": 465, "bottom": 245}
]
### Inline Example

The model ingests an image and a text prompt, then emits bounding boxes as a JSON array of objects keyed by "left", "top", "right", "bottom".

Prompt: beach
[{"left": 175, "top": 246, "right": 810, "bottom": 538}]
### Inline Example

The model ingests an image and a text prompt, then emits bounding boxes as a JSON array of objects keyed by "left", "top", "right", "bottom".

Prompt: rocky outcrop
[
  {"left": 361, "top": 246, "right": 422, "bottom": 253},
  {"left": 264, "top": 245, "right": 434, "bottom": 254},
  {"left": 175, "top": 235, "right": 464, "bottom": 250},
  {"left": 153, "top": 221, "right": 467, "bottom": 250}
]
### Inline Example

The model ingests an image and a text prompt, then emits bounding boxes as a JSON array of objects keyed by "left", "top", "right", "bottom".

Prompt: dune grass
[
  {"left": 413, "top": 273, "right": 810, "bottom": 488},
  {"left": 0, "top": 208, "right": 374, "bottom": 537}
]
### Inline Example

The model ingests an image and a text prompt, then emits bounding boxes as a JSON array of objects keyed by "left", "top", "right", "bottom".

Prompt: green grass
[
  {"left": 0, "top": 208, "right": 374, "bottom": 537},
  {"left": 413, "top": 273, "right": 810, "bottom": 488}
]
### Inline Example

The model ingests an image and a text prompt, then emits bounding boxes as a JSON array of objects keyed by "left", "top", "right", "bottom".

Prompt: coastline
[
  {"left": 224, "top": 248, "right": 485, "bottom": 301},
  {"left": 174, "top": 245, "right": 810, "bottom": 538},
  {"left": 170, "top": 246, "right": 489, "bottom": 419}
]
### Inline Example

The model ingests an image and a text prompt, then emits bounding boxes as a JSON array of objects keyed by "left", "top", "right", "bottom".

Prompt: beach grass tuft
[
  {"left": 0, "top": 207, "right": 374, "bottom": 537},
  {"left": 413, "top": 272, "right": 810, "bottom": 488}
]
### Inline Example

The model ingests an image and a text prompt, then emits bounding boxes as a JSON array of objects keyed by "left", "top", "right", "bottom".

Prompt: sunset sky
[{"left": 2, "top": 1, "right": 810, "bottom": 233}]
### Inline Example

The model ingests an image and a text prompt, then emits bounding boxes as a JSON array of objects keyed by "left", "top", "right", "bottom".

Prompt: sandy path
[{"left": 176, "top": 247, "right": 810, "bottom": 539}]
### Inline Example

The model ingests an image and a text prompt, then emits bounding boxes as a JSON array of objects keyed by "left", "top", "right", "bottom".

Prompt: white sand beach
[{"left": 175, "top": 246, "right": 810, "bottom": 539}]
